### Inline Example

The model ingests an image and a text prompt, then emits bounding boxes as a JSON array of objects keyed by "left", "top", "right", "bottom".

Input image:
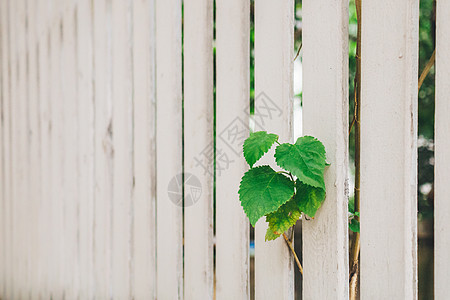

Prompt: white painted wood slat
[
  {"left": 37, "top": 11, "right": 51, "bottom": 299},
  {"left": 15, "top": 1, "right": 28, "bottom": 295},
  {"left": 77, "top": 0, "right": 95, "bottom": 298},
  {"left": 132, "top": 0, "right": 157, "bottom": 298},
  {"left": 215, "top": 0, "right": 250, "bottom": 299},
  {"left": 155, "top": 0, "right": 184, "bottom": 298},
  {"left": 8, "top": 1, "right": 19, "bottom": 295},
  {"left": 49, "top": 13, "right": 66, "bottom": 300},
  {"left": 26, "top": 0, "right": 41, "bottom": 297},
  {"left": 0, "top": 0, "right": 6, "bottom": 296},
  {"left": 254, "top": 1, "right": 294, "bottom": 299},
  {"left": 62, "top": 8, "right": 80, "bottom": 298},
  {"left": 183, "top": 0, "right": 214, "bottom": 298},
  {"left": 435, "top": 1, "right": 450, "bottom": 299},
  {"left": 0, "top": 0, "right": 11, "bottom": 297},
  {"left": 93, "top": 0, "right": 114, "bottom": 298},
  {"left": 301, "top": 0, "right": 349, "bottom": 298},
  {"left": 111, "top": 0, "right": 134, "bottom": 298},
  {"left": 360, "top": 0, "right": 419, "bottom": 298}
]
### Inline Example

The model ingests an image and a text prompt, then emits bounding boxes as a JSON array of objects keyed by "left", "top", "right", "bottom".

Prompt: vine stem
[
  {"left": 349, "top": 0, "right": 361, "bottom": 299},
  {"left": 293, "top": 43, "right": 303, "bottom": 61},
  {"left": 282, "top": 233, "right": 303, "bottom": 275},
  {"left": 418, "top": 48, "right": 436, "bottom": 91}
]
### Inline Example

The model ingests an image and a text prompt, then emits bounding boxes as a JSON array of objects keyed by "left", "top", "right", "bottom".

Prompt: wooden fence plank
[
  {"left": 8, "top": 0, "right": 18, "bottom": 295},
  {"left": 62, "top": 7, "right": 80, "bottom": 297},
  {"left": 183, "top": 0, "right": 214, "bottom": 298},
  {"left": 254, "top": 1, "right": 294, "bottom": 299},
  {"left": 435, "top": 1, "right": 450, "bottom": 298},
  {"left": 301, "top": 0, "right": 349, "bottom": 298},
  {"left": 0, "top": 0, "right": 10, "bottom": 296},
  {"left": 37, "top": 8, "right": 51, "bottom": 298},
  {"left": 49, "top": 15, "right": 65, "bottom": 299},
  {"left": 360, "top": 0, "right": 419, "bottom": 298},
  {"left": 26, "top": 0, "right": 42, "bottom": 297},
  {"left": 0, "top": 0, "right": 6, "bottom": 295},
  {"left": 93, "top": 0, "right": 113, "bottom": 298},
  {"left": 77, "top": 0, "right": 95, "bottom": 298},
  {"left": 132, "top": 0, "right": 157, "bottom": 298},
  {"left": 215, "top": 0, "right": 250, "bottom": 299},
  {"left": 15, "top": 0, "right": 28, "bottom": 295},
  {"left": 155, "top": 0, "right": 184, "bottom": 298},
  {"left": 111, "top": 0, "right": 134, "bottom": 298}
]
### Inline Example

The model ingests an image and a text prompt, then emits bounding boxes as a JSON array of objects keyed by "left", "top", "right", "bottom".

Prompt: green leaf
[
  {"left": 348, "top": 196, "right": 355, "bottom": 213},
  {"left": 239, "top": 165, "right": 295, "bottom": 226},
  {"left": 295, "top": 181, "right": 326, "bottom": 218},
  {"left": 265, "top": 229, "right": 281, "bottom": 241},
  {"left": 265, "top": 198, "right": 301, "bottom": 241},
  {"left": 275, "top": 136, "right": 326, "bottom": 189},
  {"left": 243, "top": 131, "right": 279, "bottom": 167},
  {"left": 354, "top": 212, "right": 360, "bottom": 217},
  {"left": 349, "top": 219, "right": 360, "bottom": 233}
]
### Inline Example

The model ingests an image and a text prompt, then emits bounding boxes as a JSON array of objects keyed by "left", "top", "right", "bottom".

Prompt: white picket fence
[{"left": 0, "top": 0, "right": 448, "bottom": 299}]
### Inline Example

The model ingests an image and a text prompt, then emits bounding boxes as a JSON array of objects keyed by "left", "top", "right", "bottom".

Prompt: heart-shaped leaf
[
  {"left": 243, "top": 131, "right": 279, "bottom": 167},
  {"left": 295, "top": 180, "right": 326, "bottom": 218},
  {"left": 239, "top": 165, "right": 294, "bottom": 226},
  {"left": 275, "top": 136, "right": 326, "bottom": 189}
]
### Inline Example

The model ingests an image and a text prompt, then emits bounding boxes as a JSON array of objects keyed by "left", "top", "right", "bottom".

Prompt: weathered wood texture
[
  {"left": 254, "top": 1, "right": 295, "bottom": 299},
  {"left": 155, "top": 0, "right": 184, "bottom": 299},
  {"left": 0, "top": 0, "right": 159, "bottom": 298},
  {"left": 302, "top": 0, "right": 349, "bottom": 298},
  {"left": 183, "top": 0, "right": 214, "bottom": 299},
  {"left": 360, "top": 0, "right": 419, "bottom": 298},
  {"left": 132, "top": 0, "right": 157, "bottom": 298},
  {"left": 215, "top": 0, "right": 250, "bottom": 299},
  {"left": 0, "top": 0, "right": 440, "bottom": 299}
]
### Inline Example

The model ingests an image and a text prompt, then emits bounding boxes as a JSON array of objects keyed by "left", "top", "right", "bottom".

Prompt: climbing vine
[{"left": 238, "top": 131, "right": 328, "bottom": 272}]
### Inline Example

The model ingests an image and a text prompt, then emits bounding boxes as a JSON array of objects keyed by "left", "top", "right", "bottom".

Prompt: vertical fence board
[
  {"left": 93, "top": 0, "right": 113, "bottom": 298},
  {"left": 301, "top": 0, "right": 349, "bottom": 298},
  {"left": 111, "top": 0, "right": 134, "bottom": 298},
  {"left": 77, "top": 0, "right": 95, "bottom": 298},
  {"left": 0, "top": 0, "right": 10, "bottom": 296},
  {"left": 254, "top": 1, "right": 294, "bottom": 299},
  {"left": 184, "top": 0, "right": 214, "bottom": 298},
  {"left": 360, "top": 0, "right": 419, "bottom": 298},
  {"left": 132, "top": 0, "right": 157, "bottom": 298},
  {"left": 27, "top": 0, "right": 41, "bottom": 297},
  {"left": 155, "top": 0, "right": 184, "bottom": 298},
  {"left": 215, "top": 1, "right": 250, "bottom": 299},
  {"left": 0, "top": 0, "right": 5, "bottom": 295},
  {"left": 10, "top": 0, "right": 17, "bottom": 293},
  {"left": 16, "top": 0, "right": 28, "bottom": 295},
  {"left": 62, "top": 7, "right": 80, "bottom": 298},
  {"left": 8, "top": 0, "right": 17, "bottom": 295},
  {"left": 49, "top": 15, "right": 65, "bottom": 299},
  {"left": 35, "top": 1, "right": 48, "bottom": 298},
  {"left": 37, "top": 10, "right": 51, "bottom": 299},
  {"left": 435, "top": 1, "right": 450, "bottom": 298}
]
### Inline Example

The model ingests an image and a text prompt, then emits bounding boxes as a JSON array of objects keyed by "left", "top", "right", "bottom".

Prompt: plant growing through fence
[{"left": 238, "top": 131, "right": 328, "bottom": 273}]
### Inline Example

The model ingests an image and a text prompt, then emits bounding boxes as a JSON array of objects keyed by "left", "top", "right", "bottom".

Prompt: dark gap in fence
[
  {"left": 293, "top": 2, "right": 303, "bottom": 299},
  {"left": 249, "top": 2, "right": 255, "bottom": 300},
  {"left": 181, "top": 0, "right": 185, "bottom": 297},
  {"left": 212, "top": 0, "right": 217, "bottom": 297},
  {"left": 417, "top": 0, "right": 436, "bottom": 298}
]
